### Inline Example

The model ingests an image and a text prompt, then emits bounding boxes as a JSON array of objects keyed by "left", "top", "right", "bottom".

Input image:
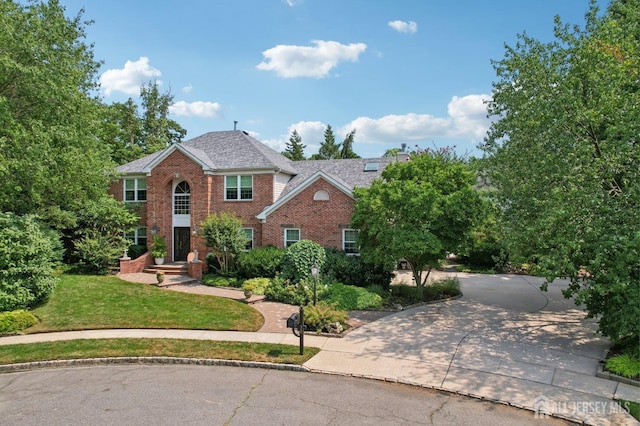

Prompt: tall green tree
[
  {"left": 139, "top": 81, "right": 186, "bottom": 153},
  {"left": 99, "top": 99, "right": 143, "bottom": 165},
  {"left": 0, "top": 0, "right": 112, "bottom": 219},
  {"left": 340, "top": 129, "right": 360, "bottom": 159},
  {"left": 481, "top": 0, "right": 639, "bottom": 342},
  {"left": 311, "top": 125, "right": 340, "bottom": 160},
  {"left": 352, "top": 148, "right": 486, "bottom": 286},
  {"left": 282, "top": 129, "right": 306, "bottom": 161},
  {"left": 0, "top": 1, "right": 141, "bottom": 271}
]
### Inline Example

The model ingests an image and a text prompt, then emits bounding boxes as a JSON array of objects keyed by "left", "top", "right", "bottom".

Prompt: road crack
[{"left": 223, "top": 370, "right": 268, "bottom": 426}]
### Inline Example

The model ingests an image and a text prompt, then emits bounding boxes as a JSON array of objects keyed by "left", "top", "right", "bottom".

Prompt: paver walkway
[{"left": 1, "top": 271, "right": 637, "bottom": 425}]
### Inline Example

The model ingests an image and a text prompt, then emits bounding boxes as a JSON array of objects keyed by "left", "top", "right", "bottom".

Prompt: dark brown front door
[{"left": 174, "top": 227, "right": 190, "bottom": 262}]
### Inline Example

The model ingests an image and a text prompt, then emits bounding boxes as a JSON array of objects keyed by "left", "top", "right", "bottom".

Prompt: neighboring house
[{"left": 110, "top": 130, "right": 406, "bottom": 262}]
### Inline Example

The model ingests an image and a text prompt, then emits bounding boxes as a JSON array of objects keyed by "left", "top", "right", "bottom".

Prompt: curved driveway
[{"left": 304, "top": 272, "right": 638, "bottom": 425}]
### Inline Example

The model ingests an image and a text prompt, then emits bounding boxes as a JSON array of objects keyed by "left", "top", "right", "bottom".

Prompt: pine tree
[
  {"left": 340, "top": 129, "right": 360, "bottom": 159},
  {"left": 282, "top": 129, "right": 306, "bottom": 161},
  {"left": 311, "top": 125, "right": 340, "bottom": 160}
]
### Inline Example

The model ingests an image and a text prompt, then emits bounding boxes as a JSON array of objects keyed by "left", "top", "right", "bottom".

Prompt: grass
[
  {"left": 0, "top": 339, "right": 318, "bottom": 365},
  {"left": 621, "top": 400, "right": 640, "bottom": 421},
  {"left": 27, "top": 274, "right": 263, "bottom": 333}
]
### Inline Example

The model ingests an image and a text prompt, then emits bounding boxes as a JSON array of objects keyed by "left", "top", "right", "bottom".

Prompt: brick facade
[
  {"left": 261, "top": 178, "right": 354, "bottom": 249},
  {"left": 112, "top": 131, "right": 392, "bottom": 262}
]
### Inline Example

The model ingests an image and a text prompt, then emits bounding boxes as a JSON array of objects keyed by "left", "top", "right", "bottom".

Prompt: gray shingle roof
[
  {"left": 116, "top": 130, "right": 297, "bottom": 175},
  {"left": 279, "top": 158, "right": 393, "bottom": 197},
  {"left": 115, "top": 131, "right": 394, "bottom": 195}
]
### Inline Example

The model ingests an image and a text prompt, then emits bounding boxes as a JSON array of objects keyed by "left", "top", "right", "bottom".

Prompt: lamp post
[{"left": 311, "top": 263, "right": 319, "bottom": 306}]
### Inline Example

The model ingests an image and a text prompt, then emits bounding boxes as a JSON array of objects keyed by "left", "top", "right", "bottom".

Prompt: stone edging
[
  {"left": 0, "top": 357, "right": 310, "bottom": 374},
  {"left": 596, "top": 363, "right": 640, "bottom": 388}
]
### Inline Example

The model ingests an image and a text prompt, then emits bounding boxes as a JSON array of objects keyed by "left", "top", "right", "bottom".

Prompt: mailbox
[{"left": 286, "top": 312, "right": 299, "bottom": 329}]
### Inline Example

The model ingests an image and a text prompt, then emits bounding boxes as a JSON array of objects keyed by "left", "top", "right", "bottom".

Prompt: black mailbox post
[{"left": 286, "top": 307, "right": 304, "bottom": 355}]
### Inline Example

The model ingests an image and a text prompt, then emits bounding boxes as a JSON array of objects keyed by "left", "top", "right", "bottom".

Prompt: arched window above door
[{"left": 174, "top": 181, "right": 190, "bottom": 215}]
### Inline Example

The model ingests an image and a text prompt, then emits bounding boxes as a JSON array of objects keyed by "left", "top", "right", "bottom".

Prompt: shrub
[
  {"left": 265, "top": 276, "right": 311, "bottom": 305},
  {"left": 304, "top": 301, "right": 348, "bottom": 332},
  {"left": 280, "top": 240, "right": 326, "bottom": 283},
  {"left": 0, "top": 213, "right": 60, "bottom": 311},
  {"left": 321, "top": 283, "right": 383, "bottom": 310},
  {"left": 241, "top": 278, "right": 270, "bottom": 295},
  {"left": 127, "top": 244, "right": 147, "bottom": 260},
  {"left": 389, "top": 285, "right": 424, "bottom": 306},
  {"left": 74, "top": 230, "right": 127, "bottom": 274},
  {"left": 423, "top": 277, "right": 461, "bottom": 301},
  {"left": 606, "top": 352, "right": 640, "bottom": 379},
  {"left": 237, "top": 246, "right": 284, "bottom": 278},
  {"left": 0, "top": 310, "right": 38, "bottom": 335},
  {"left": 202, "top": 274, "right": 241, "bottom": 288},
  {"left": 323, "top": 248, "right": 393, "bottom": 290}
]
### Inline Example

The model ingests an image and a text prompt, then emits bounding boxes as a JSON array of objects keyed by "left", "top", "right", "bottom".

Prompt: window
[
  {"left": 284, "top": 228, "right": 300, "bottom": 248},
  {"left": 124, "top": 178, "right": 147, "bottom": 202},
  {"left": 343, "top": 229, "right": 359, "bottom": 254},
  {"left": 174, "top": 181, "right": 190, "bottom": 215},
  {"left": 125, "top": 227, "right": 147, "bottom": 246},
  {"left": 242, "top": 228, "right": 254, "bottom": 251},
  {"left": 226, "top": 175, "right": 253, "bottom": 200},
  {"left": 364, "top": 162, "right": 379, "bottom": 172},
  {"left": 313, "top": 190, "right": 330, "bottom": 201}
]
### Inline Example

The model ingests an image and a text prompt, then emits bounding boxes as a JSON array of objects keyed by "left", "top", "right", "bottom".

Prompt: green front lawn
[
  {"left": 0, "top": 339, "right": 317, "bottom": 365},
  {"left": 27, "top": 274, "right": 263, "bottom": 333}
]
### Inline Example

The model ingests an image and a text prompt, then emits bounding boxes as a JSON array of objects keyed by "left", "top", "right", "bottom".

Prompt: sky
[{"left": 60, "top": 0, "right": 609, "bottom": 159}]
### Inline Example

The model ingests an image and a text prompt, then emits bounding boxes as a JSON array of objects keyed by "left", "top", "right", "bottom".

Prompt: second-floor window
[
  {"left": 225, "top": 175, "right": 252, "bottom": 200},
  {"left": 124, "top": 178, "right": 146, "bottom": 202}
]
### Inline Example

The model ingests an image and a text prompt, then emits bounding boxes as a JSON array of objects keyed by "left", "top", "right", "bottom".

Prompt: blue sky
[{"left": 61, "top": 0, "right": 608, "bottom": 158}]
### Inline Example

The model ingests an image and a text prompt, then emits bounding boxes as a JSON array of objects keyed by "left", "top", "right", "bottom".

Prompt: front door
[{"left": 174, "top": 227, "right": 190, "bottom": 262}]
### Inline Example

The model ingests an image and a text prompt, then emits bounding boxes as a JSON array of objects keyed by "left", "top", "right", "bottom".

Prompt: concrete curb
[{"left": 0, "top": 357, "right": 310, "bottom": 374}]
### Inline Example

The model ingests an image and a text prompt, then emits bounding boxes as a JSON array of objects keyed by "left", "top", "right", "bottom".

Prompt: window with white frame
[
  {"left": 225, "top": 175, "right": 253, "bottom": 200},
  {"left": 174, "top": 181, "right": 190, "bottom": 214},
  {"left": 284, "top": 228, "right": 300, "bottom": 248},
  {"left": 125, "top": 227, "right": 148, "bottom": 246},
  {"left": 343, "top": 229, "right": 359, "bottom": 254},
  {"left": 124, "top": 178, "right": 147, "bottom": 202},
  {"left": 242, "top": 228, "right": 254, "bottom": 251}
]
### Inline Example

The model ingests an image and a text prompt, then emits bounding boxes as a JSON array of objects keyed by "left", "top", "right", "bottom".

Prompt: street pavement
[{"left": 0, "top": 271, "right": 638, "bottom": 425}]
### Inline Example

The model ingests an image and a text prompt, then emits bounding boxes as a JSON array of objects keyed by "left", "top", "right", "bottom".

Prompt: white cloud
[
  {"left": 388, "top": 20, "right": 418, "bottom": 34},
  {"left": 256, "top": 40, "right": 367, "bottom": 78},
  {"left": 339, "top": 94, "right": 491, "bottom": 144},
  {"left": 181, "top": 84, "right": 193, "bottom": 93},
  {"left": 99, "top": 57, "right": 162, "bottom": 96},
  {"left": 169, "top": 101, "right": 223, "bottom": 118}
]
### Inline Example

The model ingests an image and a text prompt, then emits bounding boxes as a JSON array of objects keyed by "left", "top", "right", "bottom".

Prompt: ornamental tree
[
  {"left": 481, "top": 0, "right": 639, "bottom": 342},
  {"left": 352, "top": 148, "right": 487, "bottom": 287},
  {"left": 200, "top": 212, "right": 247, "bottom": 275}
]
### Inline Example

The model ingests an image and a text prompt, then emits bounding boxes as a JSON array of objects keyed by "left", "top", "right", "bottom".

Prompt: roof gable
[{"left": 116, "top": 130, "right": 297, "bottom": 175}]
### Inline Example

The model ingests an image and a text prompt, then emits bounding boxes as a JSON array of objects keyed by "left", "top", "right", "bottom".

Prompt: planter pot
[
  {"left": 154, "top": 257, "right": 165, "bottom": 265},
  {"left": 156, "top": 273, "right": 165, "bottom": 284},
  {"left": 244, "top": 290, "right": 253, "bottom": 299}
]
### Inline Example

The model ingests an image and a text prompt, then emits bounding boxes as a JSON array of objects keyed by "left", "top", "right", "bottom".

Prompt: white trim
[
  {"left": 342, "top": 229, "right": 360, "bottom": 255},
  {"left": 224, "top": 175, "right": 253, "bottom": 201},
  {"left": 257, "top": 171, "right": 353, "bottom": 221},
  {"left": 284, "top": 228, "right": 300, "bottom": 248},
  {"left": 242, "top": 227, "right": 254, "bottom": 251},
  {"left": 123, "top": 177, "right": 147, "bottom": 202},
  {"left": 143, "top": 144, "right": 209, "bottom": 173}
]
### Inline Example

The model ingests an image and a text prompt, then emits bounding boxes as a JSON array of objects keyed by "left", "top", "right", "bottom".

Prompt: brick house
[{"left": 110, "top": 130, "right": 404, "bottom": 264}]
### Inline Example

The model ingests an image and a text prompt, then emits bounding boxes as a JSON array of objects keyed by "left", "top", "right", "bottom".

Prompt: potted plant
[
  {"left": 242, "top": 283, "right": 255, "bottom": 299},
  {"left": 156, "top": 271, "right": 165, "bottom": 284},
  {"left": 150, "top": 235, "right": 167, "bottom": 265}
]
